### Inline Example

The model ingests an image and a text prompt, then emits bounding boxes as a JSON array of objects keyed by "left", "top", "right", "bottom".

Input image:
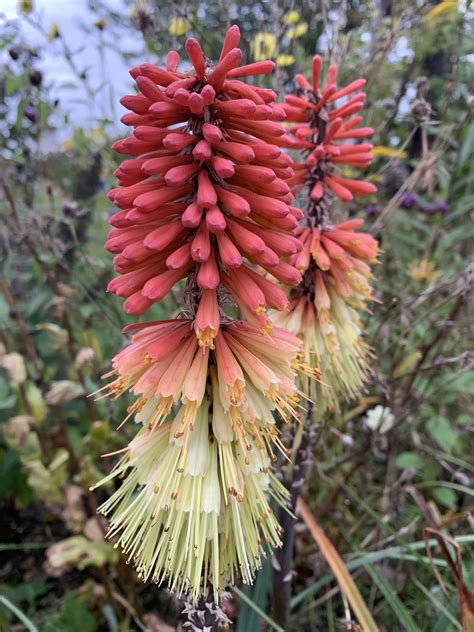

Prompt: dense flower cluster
[
  {"left": 273, "top": 57, "right": 379, "bottom": 412},
  {"left": 95, "top": 26, "right": 315, "bottom": 601},
  {"left": 283, "top": 55, "right": 376, "bottom": 205},
  {"left": 97, "top": 319, "right": 304, "bottom": 597},
  {"left": 106, "top": 25, "right": 303, "bottom": 337}
]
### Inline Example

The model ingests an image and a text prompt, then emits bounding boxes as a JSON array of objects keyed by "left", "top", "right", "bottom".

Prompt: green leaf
[
  {"left": 395, "top": 452, "right": 424, "bottom": 469},
  {"left": 427, "top": 417, "right": 457, "bottom": 453},
  {"left": 433, "top": 487, "right": 457, "bottom": 509},
  {"left": 42, "top": 595, "right": 99, "bottom": 632},
  {"left": 0, "top": 449, "right": 33, "bottom": 504}
]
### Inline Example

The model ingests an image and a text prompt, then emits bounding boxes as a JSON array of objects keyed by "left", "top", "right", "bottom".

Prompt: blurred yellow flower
[
  {"left": 283, "top": 10, "right": 300, "bottom": 25},
  {"left": 168, "top": 16, "right": 190, "bottom": 36},
  {"left": 90, "top": 128, "right": 107, "bottom": 145},
  {"left": 287, "top": 22, "right": 308, "bottom": 39},
  {"left": 252, "top": 32, "right": 277, "bottom": 61},
  {"left": 18, "top": 0, "right": 33, "bottom": 14},
  {"left": 94, "top": 18, "right": 107, "bottom": 30},
  {"left": 372, "top": 146, "right": 408, "bottom": 159},
  {"left": 62, "top": 139, "right": 74, "bottom": 152},
  {"left": 129, "top": 0, "right": 148, "bottom": 19},
  {"left": 47, "top": 23, "right": 60, "bottom": 41},
  {"left": 425, "top": 0, "right": 458, "bottom": 22},
  {"left": 277, "top": 54, "right": 296, "bottom": 67},
  {"left": 409, "top": 259, "right": 441, "bottom": 283}
]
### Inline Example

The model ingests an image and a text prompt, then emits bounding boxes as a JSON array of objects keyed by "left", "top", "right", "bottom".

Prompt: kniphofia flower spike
[
  {"left": 94, "top": 26, "right": 316, "bottom": 601},
  {"left": 274, "top": 58, "right": 379, "bottom": 412}
]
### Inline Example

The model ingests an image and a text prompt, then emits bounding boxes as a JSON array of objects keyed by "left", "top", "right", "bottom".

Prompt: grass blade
[
  {"left": 414, "top": 579, "right": 462, "bottom": 631},
  {"left": 0, "top": 595, "right": 38, "bottom": 632},
  {"left": 297, "top": 497, "right": 380, "bottom": 632},
  {"left": 233, "top": 586, "right": 285, "bottom": 632},
  {"left": 291, "top": 534, "right": 474, "bottom": 610},
  {"left": 236, "top": 561, "right": 272, "bottom": 632},
  {"left": 363, "top": 563, "right": 421, "bottom": 631}
]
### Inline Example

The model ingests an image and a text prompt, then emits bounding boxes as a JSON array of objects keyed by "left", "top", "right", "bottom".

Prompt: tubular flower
[
  {"left": 96, "top": 27, "right": 316, "bottom": 602},
  {"left": 273, "top": 219, "right": 379, "bottom": 412},
  {"left": 107, "top": 24, "right": 302, "bottom": 340},
  {"left": 94, "top": 319, "right": 306, "bottom": 599},
  {"left": 283, "top": 55, "right": 377, "bottom": 205}
]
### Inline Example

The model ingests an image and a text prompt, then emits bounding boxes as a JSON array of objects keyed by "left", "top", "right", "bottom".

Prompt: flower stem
[{"left": 272, "top": 400, "right": 316, "bottom": 628}]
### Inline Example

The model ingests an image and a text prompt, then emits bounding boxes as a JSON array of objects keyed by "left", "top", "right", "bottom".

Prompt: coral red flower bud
[
  {"left": 191, "top": 223, "right": 211, "bottom": 262},
  {"left": 182, "top": 203, "right": 202, "bottom": 228},
  {"left": 208, "top": 48, "right": 243, "bottom": 89},
  {"left": 215, "top": 231, "right": 243, "bottom": 268},
  {"left": 123, "top": 291, "right": 154, "bottom": 315},
  {"left": 215, "top": 186, "right": 250, "bottom": 217},
  {"left": 192, "top": 139, "right": 213, "bottom": 161},
  {"left": 215, "top": 140, "right": 255, "bottom": 163},
  {"left": 185, "top": 38, "right": 206, "bottom": 81},
  {"left": 197, "top": 171, "right": 217, "bottom": 207},
  {"left": 268, "top": 261, "right": 302, "bottom": 286},
  {"left": 142, "top": 267, "right": 189, "bottom": 301},
  {"left": 227, "top": 60, "right": 275, "bottom": 78},
  {"left": 144, "top": 220, "right": 189, "bottom": 251},
  {"left": 162, "top": 132, "right": 197, "bottom": 150},
  {"left": 202, "top": 123, "right": 222, "bottom": 143},
  {"left": 165, "top": 242, "right": 192, "bottom": 270},
  {"left": 197, "top": 252, "right": 219, "bottom": 289},
  {"left": 249, "top": 246, "right": 279, "bottom": 268},
  {"left": 225, "top": 218, "right": 266, "bottom": 254},
  {"left": 210, "top": 156, "right": 235, "bottom": 178},
  {"left": 188, "top": 92, "right": 205, "bottom": 115},
  {"left": 164, "top": 163, "right": 200, "bottom": 185},
  {"left": 166, "top": 50, "right": 180, "bottom": 71},
  {"left": 205, "top": 205, "right": 227, "bottom": 232},
  {"left": 214, "top": 98, "right": 257, "bottom": 116},
  {"left": 134, "top": 184, "right": 192, "bottom": 212}
]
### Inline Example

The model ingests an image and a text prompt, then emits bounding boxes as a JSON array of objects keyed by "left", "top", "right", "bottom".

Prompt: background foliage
[{"left": 0, "top": 1, "right": 473, "bottom": 630}]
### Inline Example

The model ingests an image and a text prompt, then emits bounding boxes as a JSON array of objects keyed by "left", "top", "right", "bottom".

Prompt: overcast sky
[{"left": 2, "top": 0, "right": 141, "bottom": 135}]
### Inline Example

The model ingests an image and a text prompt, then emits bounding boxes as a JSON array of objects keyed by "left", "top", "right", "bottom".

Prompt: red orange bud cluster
[
  {"left": 106, "top": 25, "right": 303, "bottom": 342},
  {"left": 291, "top": 219, "right": 379, "bottom": 305},
  {"left": 283, "top": 55, "right": 377, "bottom": 204}
]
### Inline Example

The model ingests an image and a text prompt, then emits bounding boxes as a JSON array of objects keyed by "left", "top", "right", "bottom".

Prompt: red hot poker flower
[
  {"left": 107, "top": 26, "right": 303, "bottom": 344},
  {"left": 97, "top": 27, "right": 320, "bottom": 601}
]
